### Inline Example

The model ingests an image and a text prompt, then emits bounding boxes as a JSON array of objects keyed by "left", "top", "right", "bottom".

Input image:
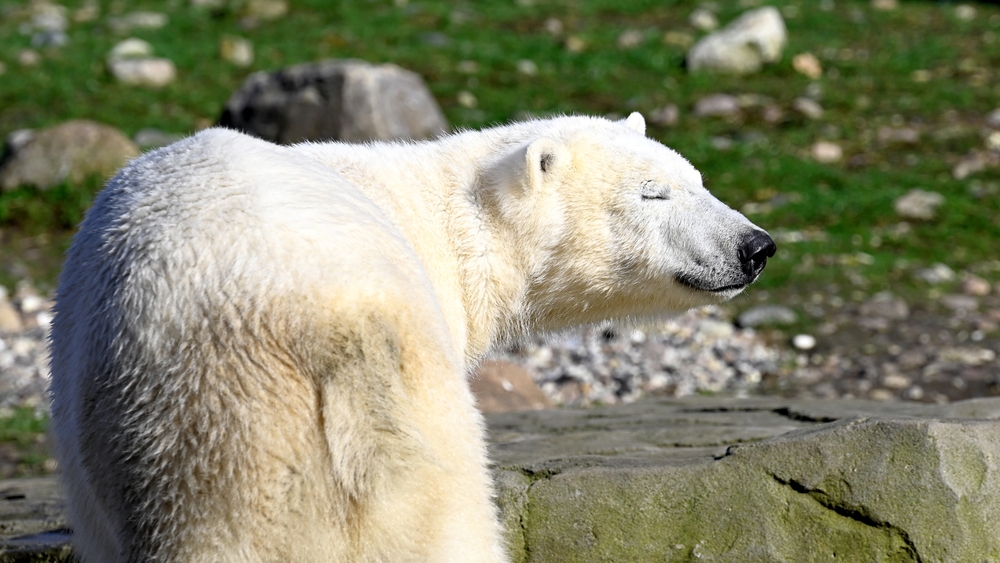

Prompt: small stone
[
  {"left": 516, "top": 59, "right": 538, "bottom": 76},
  {"left": 0, "top": 298, "right": 21, "bottom": 333},
  {"left": 916, "top": 263, "right": 956, "bottom": 285},
  {"left": 242, "top": 0, "right": 288, "bottom": 21},
  {"left": 107, "top": 11, "right": 168, "bottom": 33},
  {"left": 986, "top": 108, "right": 1000, "bottom": 130},
  {"left": 544, "top": 17, "right": 563, "bottom": 36},
  {"left": 860, "top": 292, "right": 910, "bottom": 321},
  {"left": 939, "top": 347, "right": 995, "bottom": 366},
  {"left": 738, "top": 304, "right": 796, "bottom": 327},
  {"left": 457, "top": 60, "right": 478, "bottom": 74},
  {"left": 697, "top": 319, "right": 735, "bottom": 339},
  {"left": 811, "top": 141, "right": 842, "bottom": 163},
  {"left": 663, "top": 31, "right": 695, "bottom": 48},
  {"left": 648, "top": 105, "right": 679, "bottom": 127},
  {"left": 940, "top": 294, "right": 979, "bottom": 312},
  {"left": 792, "top": 97, "right": 823, "bottom": 120},
  {"left": 911, "top": 69, "right": 932, "bottom": 83},
  {"left": 689, "top": 8, "right": 719, "bottom": 31},
  {"left": 762, "top": 104, "right": 784, "bottom": 123},
  {"left": 31, "top": 10, "right": 68, "bottom": 32},
  {"left": 108, "top": 38, "right": 154, "bottom": 61},
  {"left": 955, "top": 4, "right": 976, "bottom": 22},
  {"left": 792, "top": 52, "right": 822, "bottom": 79},
  {"left": 961, "top": 274, "right": 991, "bottom": 296},
  {"left": 905, "top": 385, "right": 924, "bottom": 400},
  {"left": 872, "top": 0, "right": 897, "bottom": 9},
  {"left": 869, "top": 388, "right": 896, "bottom": 402},
  {"left": 792, "top": 334, "right": 816, "bottom": 351},
  {"left": 17, "top": 294, "right": 44, "bottom": 315},
  {"left": 565, "top": 36, "right": 586, "bottom": 53},
  {"left": 18, "top": 50, "right": 41, "bottom": 66},
  {"left": 220, "top": 36, "right": 254, "bottom": 67},
  {"left": 694, "top": 94, "right": 740, "bottom": 117},
  {"left": 456, "top": 90, "right": 477, "bottom": 109},
  {"left": 73, "top": 1, "right": 100, "bottom": 22},
  {"left": 108, "top": 58, "right": 177, "bottom": 88},
  {"left": 986, "top": 132, "right": 1000, "bottom": 152},
  {"left": 878, "top": 126, "right": 921, "bottom": 145},
  {"left": 617, "top": 29, "right": 644, "bottom": 50},
  {"left": 893, "top": 189, "right": 944, "bottom": 220},
  {"left": 31, "top": 29, "right": 68, "bottom": 48},
  {"left": 882, "top": 373, "right": 911, "bottom": 390},
  {"left": 953, "top": 153, "right": 988, "bottom": 180}
]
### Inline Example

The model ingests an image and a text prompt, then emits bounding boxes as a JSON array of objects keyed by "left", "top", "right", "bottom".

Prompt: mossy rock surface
[
  {"left": 5, "top": 398, "right": 1000, "bottom": 562},
  {"left": 490, "top": 397, "right": 1000, "bottom": 563}
]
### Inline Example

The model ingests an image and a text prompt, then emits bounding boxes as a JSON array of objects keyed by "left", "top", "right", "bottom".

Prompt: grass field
[
  {"left": 3, "top": 0, "right": 1000, "bottom": 304},
  {"left": 0, "top": 0, "right": 999, "bottom": 474}
]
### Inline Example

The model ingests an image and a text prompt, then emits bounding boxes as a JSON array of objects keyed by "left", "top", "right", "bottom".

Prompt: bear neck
[{"left": 304, "top": 128, "right": 547, "bottom": 364}]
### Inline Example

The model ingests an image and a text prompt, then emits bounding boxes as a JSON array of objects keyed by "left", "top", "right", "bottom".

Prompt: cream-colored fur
[{"left": 49, "top": 113, "right": 769, "bottom": 562}]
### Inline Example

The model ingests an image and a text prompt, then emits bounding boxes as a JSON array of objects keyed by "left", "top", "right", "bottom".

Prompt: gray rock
[
  {"left": 737, "top": 304, "right": 797, "bottom": 327},
  {"left": 0, "top": 120, "right": 139, "bottom": 191},
  {"left": 647, "top": 104, "right": 679, "bottom": 127},
  {"left": 687, "top": 6, "right": 787, "bottom": 75},
  {"left": 894, "top": 189, "right": 943, "bottom": 220},
  {"left": 219, "top": 59, "right": 449, "bottom": 144},
  {"left": 490, "top": 397, "right": 1000, "bottom": 562},
  {"left": 107, "top": 11, "right": 168, "bottom": 33},
  {"left": 693, "top": 94, "right": 740, "bottom": 117},
  {"left": 15, "top": 397, "right": 1000, "bottom": 562},
  {"left": 859, "top": 291, "right": 910, "bottom": 321},
  {"left": 108, "top": 58, "right": 177, "bottom": 87},
  {"left": 986, "top": 108, "right": 1000, "bottom": 130},
  {"left": 916, "top": 263, "right": 956, "bottom": 285},
  {"left": 792, "top": 96, "right": 823, "bottom": 120}
]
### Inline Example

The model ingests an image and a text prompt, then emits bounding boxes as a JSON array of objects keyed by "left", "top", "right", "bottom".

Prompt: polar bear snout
[{"left": 738, "top": 230, "right": 777, "bottom": 282}]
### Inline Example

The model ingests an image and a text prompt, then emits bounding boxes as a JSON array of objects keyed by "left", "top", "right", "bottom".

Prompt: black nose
[{"left": 738, "top": 230, "right": 776, "bottom": 281}]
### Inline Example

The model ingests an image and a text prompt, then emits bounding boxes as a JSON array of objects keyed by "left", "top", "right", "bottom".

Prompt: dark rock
[{"left": 219, "top": 59, "right": 449, "bottom": 145}]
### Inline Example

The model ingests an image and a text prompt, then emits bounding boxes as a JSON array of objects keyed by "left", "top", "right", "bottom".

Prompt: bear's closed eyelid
[{"left": 640, "top": 181, "right": 670, "bottom": 200}]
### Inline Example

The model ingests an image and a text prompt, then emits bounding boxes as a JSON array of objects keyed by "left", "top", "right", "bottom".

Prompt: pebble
[
  {"left": 107, "top": 11, "right": 168, "bottom": 33},
  {"left": 860, "top": 292, "right": 910, "bottom": 320},
  {"left": 792, "top": 53, "right": 822, "bottom": 79},
  {"left": 18, "top": 50, "right": 41, "bottom": 66},
  {"left": 893, "top": 189, "right": 943, "bottom": 220},
  {"left": 916, "top": 263, "right": 956, "bottom": 285},
  {"left": 811, "top": 141, "right": 843, "bottom": 163},
  {"left": 693, "top": 94, "right": 740, "bottom": 117},
  {"left": 617, "top": 29, "right": 644, "bottom": 50},
  {"left": 738, "top": 304, "right": 797, "bottom": 327},
  {"left": 456, "top": 91, "right": 477, "bottom": 109},
  {"left": 663, "top": 31, "right": 695, "bottom": 48},
  {"left": 872, "top": 0, "right": 898, "bottom": 10},
  {"left": 494, "top": 306, "right": 782, "bottom": 406},
  {"left": 648, "top": 105, "right": 679, "bottom": 127},
  {"left": 792, "top": 97, "right": 823, "bottom": 120},
  {"left": 242, "top": 0, "right": 288, "bottom": 21},
  {"left": 515, "top": 59, "right": 538, "bottom": 76},
  {"left": 962, "top": 274, "right": 991, "bottom": 296},
  {"left": 108, "top": 58, "right": 177, "bottom": 88},
  {"left": 792, "top": 334, "right": 817, "bottom": 351},
  {"left": 940, "top": 294, "right": 978, "bottom": 313},
  {"left": 986, "top": 108, "right": 1000, "bottom": 130},
  {"left": 689, "top": 8, "right": 719, "bottom": 31},
  {"left": 220, "top": 36, "right": 254, "bottom": 67}
]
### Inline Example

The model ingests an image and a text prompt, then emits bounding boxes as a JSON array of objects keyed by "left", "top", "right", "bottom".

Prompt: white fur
[{"left": 49, "top": 113, "right": 767, "bottom": 562}]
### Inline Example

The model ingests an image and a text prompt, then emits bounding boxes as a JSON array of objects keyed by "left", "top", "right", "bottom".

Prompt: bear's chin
[{"left": 674, "top": 273, "right": 749, "bottom": 301}]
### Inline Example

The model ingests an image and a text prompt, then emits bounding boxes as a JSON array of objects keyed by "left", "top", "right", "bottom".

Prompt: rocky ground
[{"left": 4, "top": 274, "right": 998, "bottom": 414}]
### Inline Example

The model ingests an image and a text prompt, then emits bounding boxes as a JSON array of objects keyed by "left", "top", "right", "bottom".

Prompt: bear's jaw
[{"left": 673, "top": 272, "right": 750, "bottom": 298}]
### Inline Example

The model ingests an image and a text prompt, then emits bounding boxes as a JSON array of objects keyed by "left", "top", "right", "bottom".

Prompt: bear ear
[
  {"left": 623, "top": 112, "right": 646, "bottom": 136},
  {"left": 525, "top": 137, "right": 569, "bottom": 191}
]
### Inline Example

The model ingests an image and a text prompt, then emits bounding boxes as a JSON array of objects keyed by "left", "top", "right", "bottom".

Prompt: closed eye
[{"left": 640, "top": 180, "right": 670, "bottom": 200}]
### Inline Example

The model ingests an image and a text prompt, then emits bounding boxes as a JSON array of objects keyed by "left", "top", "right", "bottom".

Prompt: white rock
[
  {"left": 893, "top": 189, "right": 943, "bottom": 220},
  {"left": 792, "top": 334, "right": 816, "bottom": 351},
  {"left": 108, "top": 58, "right": 177, "bottom": 88},
  {"left": 811, "top": 141, "right": 842, "bottom": 163},
  {"left": 687, "top": 7, "right": 787, "bottom": 75},
  {"left": 693, "top": 94, "right": 740, "bottom": 117},
  {"left": 792, "top": 97, "right": 823, "bottom": 120},
  {"left": 516, "top": 59, "right": 538, "bottom": 76},
  {"left": 220, "top": 36, "right": 254, "bottom": 67},
  {"left": 792, "top": 53, "right": 822, "bottom": 79},
  {"left": 916, "top": 263, "right": 955, "bottom": 285},
  {"left": 689, "top": 8, "right": 719, "bottom": 31},
  {"left": 108, "top": 38, "right": 154, "bottom": 62}
]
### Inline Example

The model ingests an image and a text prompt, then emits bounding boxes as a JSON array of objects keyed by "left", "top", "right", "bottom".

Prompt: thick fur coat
[{"left": 49, "top": 113, "right": 772, "bottom": 562}]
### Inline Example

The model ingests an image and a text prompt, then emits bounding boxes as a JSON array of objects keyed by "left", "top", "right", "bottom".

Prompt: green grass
[
  {"left": 1, "top": 0, "right": 1000, "bottom": 301},
  {"left": 0, "top": 407, "right": 52, "bottom": 477}
]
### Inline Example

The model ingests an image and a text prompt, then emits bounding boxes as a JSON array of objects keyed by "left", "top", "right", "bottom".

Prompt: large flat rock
[
  {"left": 490, "top": 397, "right": 1000, "bottom": 563},
  {"left": 5, "top": 397, "right": 1000, "bottom": 561}
]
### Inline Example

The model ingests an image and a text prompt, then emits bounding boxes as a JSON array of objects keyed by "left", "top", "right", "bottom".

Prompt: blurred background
[{"left": 0, "top": 0, "right": 999, "bottom": 476}]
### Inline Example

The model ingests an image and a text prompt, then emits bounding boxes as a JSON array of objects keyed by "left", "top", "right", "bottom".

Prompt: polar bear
[{"left": 49, "top": 112, "right": 774, "bottom": 563}]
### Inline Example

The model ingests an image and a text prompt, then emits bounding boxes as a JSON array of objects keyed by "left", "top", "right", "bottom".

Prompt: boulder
[
  {"left": 218, "top": 59, "right": 449, "bottom": 145},
  {"left": 470, "top": 360, "right": 552, "bottom": 413},
  {"left": 687, "top": 6, "right": 787, "bottom": 75},
  {"left": 9, "top": 397, "right": 1000, "bottom": 561},
  {"left": 0, "top": 120, "right": 139, "bottom": 191},
  {"left": 491, "top": 397, "right": 1000, "bottom": 562}
]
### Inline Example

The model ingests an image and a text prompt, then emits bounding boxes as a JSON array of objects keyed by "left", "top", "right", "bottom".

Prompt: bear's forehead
[{"left": 603, "top": 136, "right": 703, "bottom": 189}]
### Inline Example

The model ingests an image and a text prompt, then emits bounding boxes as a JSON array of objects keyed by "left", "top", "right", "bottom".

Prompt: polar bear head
[{"left": 481, "top": 113, "right": 775, "bottom": 329}]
